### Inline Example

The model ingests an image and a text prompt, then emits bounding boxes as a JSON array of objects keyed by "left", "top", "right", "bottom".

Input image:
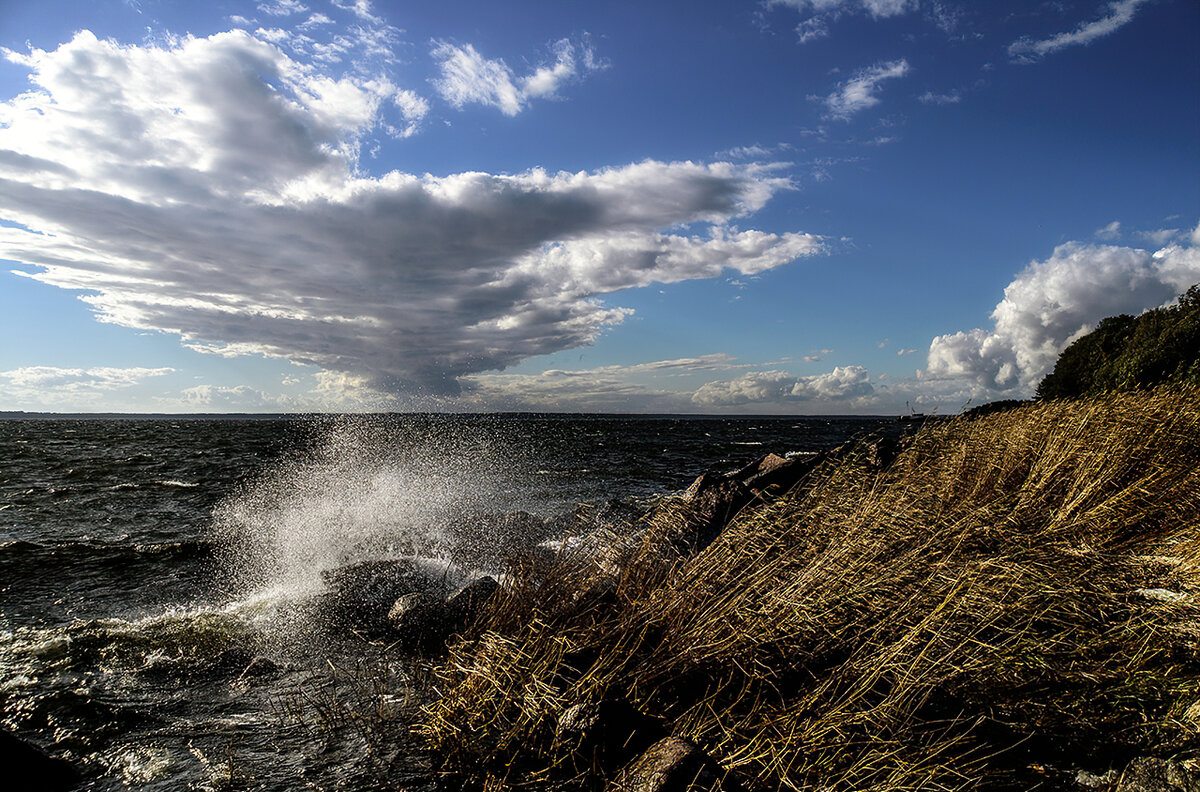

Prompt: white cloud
[
  {"left": 1095, "top": 220, "right": 1122, "bottom": 240},
  {"left": 0, "top": 31, "right": 818, "bottom": 398},
  {"left": 331, "top": 0, "right": 381, "bottom": 24},
  {"left": 691, "top": 365, "right": 874, "bottom": 407},
  {"left": 180, "top": 384, "right": 276, "bottom": 408},
  {"left": 1008, "top": 0, "right": 1151, "bottom": 62},
  {"left": 1, "top": 366, "right": 174, "bottom": 389},
  {"left": 918, "top": 90, "right": 960, "bottom": 105},
  {"left": 298, "top": 13, "right": 333, "bottom": 30},
  {"left": 924, "top": 228, "right": 1200, "bottom": 393},
  {"left": 257, "top": 0, "right": 307, "bottom": 17},
  {"left": 461, "top": 355, "right": 750, "bottom": 412},
  {"left": 1138, "top": 228, "right": 1181, "bottom": 247},
  {"left": 772, "top": 0, "right": 918, "bottom": 42},
  {"left": 821, "top": 59, "right": 910, "bottom": 120},
  {"left": 431, "top": 36, "right": 604, "bottom": 117},
  {"left": 390, "top": 88, "right": 429, "bottom": 136},
  {"left": 772, "top": 0, "right": 916, "bottom": 18},
  {"left": 0, "top": 366, "right": 174, "bottom": 406}
]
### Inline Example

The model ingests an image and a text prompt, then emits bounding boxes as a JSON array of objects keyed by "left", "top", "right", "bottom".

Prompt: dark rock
[
  {"left": 319, "top": 558, "right": 454, "bottom": 633},
  {"left": 445, "top": 575, "right": 500, "bottom": 628},
  {"left": 387, "top": 592, "right": 450, "bottom": 653},
  {"left": 609, "top": 736, "right": 727, "bottom": 792},
  {"left": 237, "top": 655, "right": 279, "bottom": 680},
  {"left": 1116, "top": 758, "right": 1200, "bottom": 792},
  {"left": 210, "top": 646, "right": 256, "bottom": 674},
  {"left": 0, "top": 728, "right": 81, "bottom": 791},
  {"left": 667, "top": 475, "right": 751, "bottom": 554},
  {"left": 731, "top": 452, "right": 790, "bottom": 483},
  {"left": 737, "top": 451, "right": 828, "bottom": 494},
  {"left": 555, "top": 699, "right": 664, "bottom": 770},
  {"left": 571, "top": 572, "right": 620, "bottom": 609}
]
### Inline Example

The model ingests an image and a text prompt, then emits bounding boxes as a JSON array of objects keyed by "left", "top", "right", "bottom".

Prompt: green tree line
[{"left": 1036, "top": 284, "right": 1200, "bottom": 399}]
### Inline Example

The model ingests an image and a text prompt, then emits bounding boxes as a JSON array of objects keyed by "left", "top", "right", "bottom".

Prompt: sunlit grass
[{"left": 418, "top": 388, "right": 1200, "bottom": 790}]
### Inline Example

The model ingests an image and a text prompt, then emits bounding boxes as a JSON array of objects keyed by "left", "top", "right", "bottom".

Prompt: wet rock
[
  {"left": 237, "top": 656, "right": 279, "bottom": 680},
  {"left": 609, "top": 736, "right": 726, "bottom": 792},
  {"left": 445, "top": 575, "right": 500, "bottom": 628},
  {"left": 736, "top": 451, "right": 828, "bottom": 494},
  {"left": 320, "top": 559, "right": 454, "bottom": 633},
  {"left": 210, "top": 646, "right": 256, "bottom": 673},
  {"left": 0, "top": 728, "right": 81, "bottom": 792},
  {"left": 1116, "top": 758, "right": 1200, "bottom": 792},
  {"left": 387, "top": 592, "right": 450, "bottom": 653}
]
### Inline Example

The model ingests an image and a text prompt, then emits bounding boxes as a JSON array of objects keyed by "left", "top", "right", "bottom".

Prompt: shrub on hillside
[{"left": 1037, "top": 285, "right": 1200, "bottom": 399}]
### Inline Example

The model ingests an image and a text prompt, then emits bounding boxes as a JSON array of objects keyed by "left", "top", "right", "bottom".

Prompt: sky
[{"left": 0, "top": 0, "right": 1197, "bottom": 415}]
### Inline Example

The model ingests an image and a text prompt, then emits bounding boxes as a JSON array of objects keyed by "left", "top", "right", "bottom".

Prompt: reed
[{"left": 418, "top": 388, "right": 1200, "bottom": 791}]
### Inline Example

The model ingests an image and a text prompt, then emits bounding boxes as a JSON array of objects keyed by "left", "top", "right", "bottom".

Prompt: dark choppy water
[{"left": 1, "top": 414, "right": 898, "bottom": 790}]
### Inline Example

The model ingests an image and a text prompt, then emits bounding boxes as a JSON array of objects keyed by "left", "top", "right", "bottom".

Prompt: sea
[{"left": 0, "top": 414, "right": 900, "bottom": 790}]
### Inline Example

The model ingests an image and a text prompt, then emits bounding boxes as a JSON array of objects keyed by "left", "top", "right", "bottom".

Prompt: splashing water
[{"left": 211, "top": 416, "right": 533, "bottom": 609}]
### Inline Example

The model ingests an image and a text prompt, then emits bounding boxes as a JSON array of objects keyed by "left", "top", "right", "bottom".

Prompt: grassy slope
[{"left": 419, "top": 390, "right": 1200, "bottom": 791}]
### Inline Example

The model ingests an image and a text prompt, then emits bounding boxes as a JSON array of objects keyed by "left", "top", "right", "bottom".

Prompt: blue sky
[{"left": 0, "top": 0, "right": 1197, "bottom": 414}]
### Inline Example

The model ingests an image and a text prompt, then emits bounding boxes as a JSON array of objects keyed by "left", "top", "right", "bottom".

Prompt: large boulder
[
  {"left": 319, "top": 558, "right": 455, "bottom": 634},
  {"left": 387, "top": 592, "right": 450, "bottom": 652},
  {"left": 0, "top": 729, "right": 81, "bottom": 791},
  {"left": 608, "top": 736, "right": 728, "bottom": 792},
  {"left": 445, "top": 575, "right": 500, "bottom": 629}
]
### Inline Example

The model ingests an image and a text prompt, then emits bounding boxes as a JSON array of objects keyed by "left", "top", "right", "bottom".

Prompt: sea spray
[{"left": 209, "top": 415, "right": 543, "bottom": 635}]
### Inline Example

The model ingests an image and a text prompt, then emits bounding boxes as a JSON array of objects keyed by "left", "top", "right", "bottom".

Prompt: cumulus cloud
[
  {"left": 821, "top": 59, "right": 910, "bottom": 120},
  {"left": 431, "top": 36, "right": 604, "bottom": 116},
  {"left": 691, "top": 366, "right": 874, "bottom": 407},
  {"left": 180, "top": 384, "right": 277, "bottom": 409},
  {"left": 456, "top": 354, "right": 750, "bottom": 412},
  {"left": 924, "top": 228, "right": 1200, "bottom": 393},
  {"left": 0, "top": 31, "right": 819, "bottom": 397},
  {"left": 1008, "top": 0, "right": 1151, "bottom": 62}
]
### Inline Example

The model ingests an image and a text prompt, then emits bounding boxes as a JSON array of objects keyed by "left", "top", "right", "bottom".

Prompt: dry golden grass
[{"left": 418, "top": 388, "right": 1200, "bottom": 791}]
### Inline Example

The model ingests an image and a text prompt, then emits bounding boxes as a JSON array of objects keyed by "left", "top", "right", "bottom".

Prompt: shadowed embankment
[{"left": 417, "top": 388, "right": 1200, "bottom": 791}]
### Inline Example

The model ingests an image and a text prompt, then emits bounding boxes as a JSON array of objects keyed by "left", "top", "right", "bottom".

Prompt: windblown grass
[{"left": 419, "top": 389, "right": 1200, "bottom": 790}]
